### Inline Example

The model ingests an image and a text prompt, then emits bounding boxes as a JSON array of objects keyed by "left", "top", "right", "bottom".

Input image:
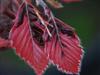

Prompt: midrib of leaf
[
  {"left": 50, "top": 12, "right": 63, "bottom": 49},
  {"left": 22, "top": 0, "right": 36, "bottom": 53}
]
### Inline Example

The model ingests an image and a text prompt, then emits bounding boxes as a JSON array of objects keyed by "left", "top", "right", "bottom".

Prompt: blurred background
[{"left": 0, "top": 0, "right": 100, "bottom": 75}]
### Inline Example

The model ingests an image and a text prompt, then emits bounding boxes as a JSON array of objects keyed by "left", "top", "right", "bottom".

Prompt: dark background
[{"left": 0, "top": 0, "right": 100, "bottom": 75}]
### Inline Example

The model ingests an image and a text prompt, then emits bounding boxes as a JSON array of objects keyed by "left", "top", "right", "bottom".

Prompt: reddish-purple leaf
[
  {"left": 45, "top": 18, "right": 83, "bottom": 74},
  {"left": 0, "top": 37, "right": 11, "bottom": 48},
  {"left": 6, "top": 0, "right": 84, "bottom": 75},
  {"left": 9, "top": 3, "right": 48, "bottom": 75}
]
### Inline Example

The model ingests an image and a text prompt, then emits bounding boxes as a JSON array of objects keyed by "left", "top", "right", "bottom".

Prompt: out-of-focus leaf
[
  {"left": 0, "top": 37, "right": 11, "bottom": 48},
  {"left": 62, "top": 0, "right": 81, "bottom": 3},
  {"left": 46, "top": 0, "right": 63, "bottom": 8}
]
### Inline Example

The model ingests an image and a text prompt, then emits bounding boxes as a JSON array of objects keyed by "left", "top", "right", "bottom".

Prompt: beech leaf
[
  {"left": 2, "top": 0, "right": 83, "bottom": 75},
  {"left": 45, "top": 18, "right": 83, "bottom": 74},
  {"left": 9, "top": 2, "right": 48, "bottom": 75}
]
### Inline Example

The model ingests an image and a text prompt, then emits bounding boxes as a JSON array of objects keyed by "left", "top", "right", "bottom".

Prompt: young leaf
[
  {"left": 45, "top": 18, "right": 83, "bottom": 74},
  {"left": 6, "top": 0, "right": 84, "bottom": 75},
  {"left": 9, "top": 2, "right": 48, "bottom": 75}
]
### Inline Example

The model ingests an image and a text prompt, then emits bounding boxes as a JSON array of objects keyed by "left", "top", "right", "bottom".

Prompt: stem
[{"left": 35, "top": 10, "right": 52, "bottom": 37}]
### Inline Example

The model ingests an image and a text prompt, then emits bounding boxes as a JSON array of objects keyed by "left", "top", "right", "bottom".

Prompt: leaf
[
  {"left": 62, "top": 0, "right": 81, "bottom": 3},
  {"left": 0, "top": 37, "right": 11, "bottom": 48},
  {"left": 46, "top": 0, "right": 81, "bottom": 8},
  {"left": 26, "top": 0, "right": 32, "bottom": 4},
  {"left": 45, "top": 18, "right": 83, "bottom": 74},
  {"left": 46, "top": 0, "right": 63, "bottom": 8},
  {"left": 9, "top": 2, "right": 48, "bottom": 75},
  {"left": 8, "top": 0, "right": 83, "bottom": 75}
]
